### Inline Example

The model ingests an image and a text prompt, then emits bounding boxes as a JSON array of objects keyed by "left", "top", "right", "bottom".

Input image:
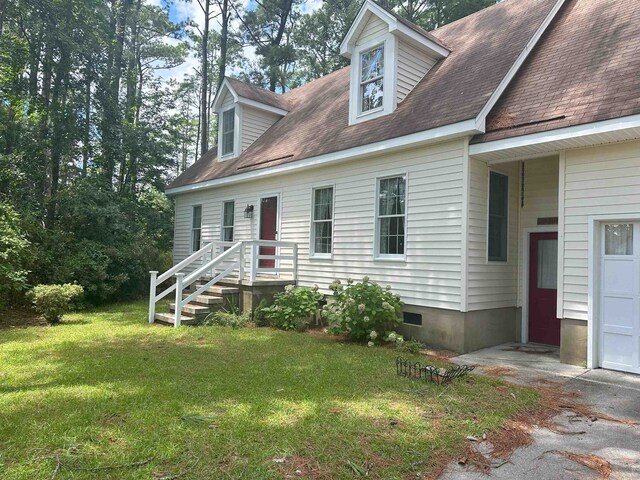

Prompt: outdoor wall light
[{"left": 244, "top": 204, "right": 254, "bottom": 219}]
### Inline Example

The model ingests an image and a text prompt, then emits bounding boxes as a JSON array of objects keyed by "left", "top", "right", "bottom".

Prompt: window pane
[
  {"left": 222, "top": 108, "right": 235, "bottom": 155},
  {"left": 605, "top": 224, "right": 633, "bottom": 255},
  {"left": 361, "top": 78, "right": 383, "bottom": 112},
  {"left": 222, "top": 227, "right": 233, "bottom": 242},
  {"left": 192, "top": 229, "right": 201, "bottom": 252},
  {"left": 192, "top": 205, "right": 202, "bottom": 228},
  {"left": 313, "top": 188, "right": 333, "bottom": 221},
  {"left": 537, "top": 239, "right": 558, "bottom": 289},
  {"left": 360, "top": 46, "right": 384, "bottom": 82},
  {"left": 223, "top": 201, "right": 234, "bottom": 227},
  {"left": 314, "top": 221, "right": 332, "bottom": 254},
  {"left": 488, "top": 172, "right": 508, "bottom": 261},
  {"left": 379, "top": 217, "right": 405, "bottom": 255},
  {"left": 378, "top": 176, "right": 406, "bottom": 216}
]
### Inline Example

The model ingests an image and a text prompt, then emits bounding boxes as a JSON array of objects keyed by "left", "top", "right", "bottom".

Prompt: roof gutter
[{"left": 165, "top": 119, "right": 480, "bottom": 196}]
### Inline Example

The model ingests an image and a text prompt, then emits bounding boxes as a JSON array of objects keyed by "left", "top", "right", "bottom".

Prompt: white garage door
[{"left": 600, "top": 222, "right": 640, "bottom": 374}]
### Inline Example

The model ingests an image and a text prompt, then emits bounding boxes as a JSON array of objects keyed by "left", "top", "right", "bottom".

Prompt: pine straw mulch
[{"left": 443, "top": 375, "right": 640, "bottom": 479}]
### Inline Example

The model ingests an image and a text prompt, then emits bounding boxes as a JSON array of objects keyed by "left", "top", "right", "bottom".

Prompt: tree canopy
[{"left": 0, "top": 0, "right": 496, "bottom": 306}]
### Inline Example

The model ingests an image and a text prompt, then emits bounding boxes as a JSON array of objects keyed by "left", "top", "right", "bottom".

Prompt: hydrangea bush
[
  {"left": 322, "top": 277, "right": 403, "bottom": 343},
  {"left": 28, "top": 283, "right": 84, "bottom": 324},
  {"left": 261, "top": 285, "right": 324, "bottom": 331}
]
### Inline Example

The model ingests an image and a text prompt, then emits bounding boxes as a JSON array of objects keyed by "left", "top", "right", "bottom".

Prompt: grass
[{"left": 0, "top": 300, "right": 538, "bottom": 479}]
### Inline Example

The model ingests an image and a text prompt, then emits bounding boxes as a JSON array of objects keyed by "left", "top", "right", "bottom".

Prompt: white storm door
[{"left": 599, "top": 222, "right": 640, "bottom": 374}]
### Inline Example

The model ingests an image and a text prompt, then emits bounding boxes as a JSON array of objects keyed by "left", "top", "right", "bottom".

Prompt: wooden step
[
  {"left": 154, "top": 312, "right": 196, "bottom": 326},
  {"left": 169, "top": 303, "right": 210, "bottom": 316},
  {"left": 183, "top": 294, "right": 223, "bottom": 306},
  {"left": 193, "top": 284, "right": 239, "bottom": 295}
]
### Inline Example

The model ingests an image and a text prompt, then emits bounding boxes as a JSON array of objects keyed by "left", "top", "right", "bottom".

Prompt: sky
[{"left": 148, "top": 0, "right": 323, "bottom": 83}]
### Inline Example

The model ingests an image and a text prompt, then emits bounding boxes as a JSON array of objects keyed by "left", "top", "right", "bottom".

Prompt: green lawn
[{"left": 0, "top": 301, "right": 537, "bottom": 479}]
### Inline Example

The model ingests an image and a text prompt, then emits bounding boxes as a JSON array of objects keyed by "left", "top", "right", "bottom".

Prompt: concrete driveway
[{"left": 440, "top": 343, "right": 640, "bottom": 479}]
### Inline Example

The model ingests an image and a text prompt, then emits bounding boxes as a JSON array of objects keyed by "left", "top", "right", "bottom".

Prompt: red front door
[
  {"left": 259, "top": 196, "right": 278, "bottom": 268},
  {"left": 528, "top": 232, "right": 560, "bottom": 345}
]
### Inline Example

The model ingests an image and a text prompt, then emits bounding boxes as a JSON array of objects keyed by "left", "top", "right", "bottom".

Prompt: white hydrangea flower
[
  {"left": 367, "top": 341, "right": 375, "bottom": 347},
  {"left": 358, "top": 303, "right": 365, "bottom": 313},
  {"left": 363, "top": 316, "right": 370, "bottom": 323},
  {"left": 369, "top": 330, "right": 378, "bottom": 340}
]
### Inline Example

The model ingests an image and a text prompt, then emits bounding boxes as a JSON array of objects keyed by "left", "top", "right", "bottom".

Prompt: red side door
[
  {"left": 259, "top": 196, "right": 278, "bottom": 268},
  {"left": 528, "top": 232, "right": 560, "bottom": 345}
]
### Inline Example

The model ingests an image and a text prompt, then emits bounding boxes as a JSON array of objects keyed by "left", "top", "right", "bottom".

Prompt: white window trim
[
  {"left": 486, "top": 169, "right": 510, "bottom": 263},
  {"left": 217, "top": 105, "right": 242, "bottom": 160},
  {"left": 191, "top": 204, "right": 203, "bottom": 253},
  {"left": 309, "top": 185, "right": 335, "bottom": 259},
  {"left": 349, "top": 34, "right": 398, "bottom": 126},
  {"left": 374, "top": 172, "right": 408, "bottom": 261},
  {"left": 220, "top": 200, "right": 235, "bottom": 242}
]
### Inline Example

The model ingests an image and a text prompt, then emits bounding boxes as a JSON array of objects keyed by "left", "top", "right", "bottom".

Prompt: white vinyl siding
[
  {"left": 355, "top": 14, "right": 387, "bottom": 47},
  {"left": 220, "top": 90, "right": 234, "bottom": 110},
  {"left": 241, "top": 106, "right": 280, "bottom": 151},
  {"left": 466, "top": 158, "right": 519, "bottom": 311},
  {"left": 397, "top": 40, "right": 437, "bottom": 103},
  {"left": 173, "top": 139, "right": 466, "bottom": 310},
  {"left": 520, "top": 156, "right": 559, "bottom": 230},
  {"left": 562, "top": 140, "right": 640, "bottom": 321}
]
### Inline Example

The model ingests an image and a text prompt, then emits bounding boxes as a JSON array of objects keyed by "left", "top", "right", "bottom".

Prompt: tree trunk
[
  {"left": 217, "top": 0, "right": 229, "bottom": 91},
  {"left": 83, "top": 71, "right": 91, "bottom": 175},
  {"left": 268, "top": 0, "right": 293, "bottom": 92},
  {"left": 199, "top": 0, "right": 210, "bottom": 156}
]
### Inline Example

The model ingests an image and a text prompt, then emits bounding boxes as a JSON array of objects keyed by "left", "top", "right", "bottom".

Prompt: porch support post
[
  {"left": 174, "top": 273, "right": 184, "bottom": 327},
  {"left": 238, "top": 242, "right": 245, "bottom": 284},
  {"left": 148, "top": 271, "right": 158, "bottom": 323},
  {"left": 250, "top": 242, "right": 258, "bottom": 282}
]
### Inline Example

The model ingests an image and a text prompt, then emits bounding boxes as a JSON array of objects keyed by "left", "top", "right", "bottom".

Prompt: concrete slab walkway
[{"left": 439, "top": 343, "right": 640, "bottom": 479}]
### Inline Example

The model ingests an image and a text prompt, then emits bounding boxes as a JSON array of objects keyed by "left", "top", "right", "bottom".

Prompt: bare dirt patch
[{"left": 0, "top": 307, "right": 46, "bottom": 329}]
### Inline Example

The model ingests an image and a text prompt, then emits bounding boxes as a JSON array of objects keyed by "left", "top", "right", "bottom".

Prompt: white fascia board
[
  {"left": 476, "top": 0, "right": 566, "bottom": 124},
  {"left": 212, "top": 79, "right": 238, "bottom": 111},
  {"left": 469, "top": 113, "right": 640, "bottom": 157},
  {"left": 389, "top": 23, "right": 449, "bottom": 59},
  {"left": 236, "top": 97, "right": 288, "bottom": 116},
  {"left": 166, "top": 118, "right": 480, "bottom": 196},
  {"left": 340, "top": 0, "right": 449, "bottom": 59}
]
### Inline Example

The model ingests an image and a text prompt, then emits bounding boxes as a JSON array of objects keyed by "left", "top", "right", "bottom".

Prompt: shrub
[
  {"left": 262, "top": 285, "right": 324, "bottom": 331},
  {"left": 322, "top": 277, "right": 403, "bottom": 342},
  {"left": 201, "top": 310, "right": 250, "bottom": 329},
  {"left": 28, "top": 283, "right": 84, "bottom": 324}
]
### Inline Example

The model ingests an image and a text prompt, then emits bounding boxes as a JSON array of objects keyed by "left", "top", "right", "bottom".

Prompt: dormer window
[
  {"left": 221, "top": 108, "right": 235, "bottom": 157},
  {"left": 360, "top": 45, "right": 384, "bottom": 114}
]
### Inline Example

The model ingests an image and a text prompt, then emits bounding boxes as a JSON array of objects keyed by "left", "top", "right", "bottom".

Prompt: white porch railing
[{"left": 149, "top": 240, "right": 298, "bottom": 327}]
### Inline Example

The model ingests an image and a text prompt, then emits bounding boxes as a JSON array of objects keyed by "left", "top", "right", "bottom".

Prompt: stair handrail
[
  {"left": 157, "top": 241, "right": 216, "bottom": 284},
  {"left": 174, "top": 241, "right": 244, "bottom": 326}
]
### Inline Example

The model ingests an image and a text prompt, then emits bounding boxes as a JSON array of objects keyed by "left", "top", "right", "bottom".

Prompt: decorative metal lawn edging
[{"left": 396, "top": 357, "right": 475, "bottom": 385}]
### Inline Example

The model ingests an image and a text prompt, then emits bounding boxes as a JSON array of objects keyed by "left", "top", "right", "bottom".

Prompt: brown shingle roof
[
  {"left": 225, "top": 77, "right": 291, "bottom": 111},
  {"left": 473, "top": 0, "right": 640, "bottom": 144},
  {"left": 168, "top": 0, "right": 559, "bottom": 190}
]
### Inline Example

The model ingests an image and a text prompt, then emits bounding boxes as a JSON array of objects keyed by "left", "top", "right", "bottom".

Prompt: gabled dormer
[
  {"left": 340, "top": 0, "right": 449, "bottom": 125},
  {"left": 212, "top": 78, "right": 289, "bottom": 160}
]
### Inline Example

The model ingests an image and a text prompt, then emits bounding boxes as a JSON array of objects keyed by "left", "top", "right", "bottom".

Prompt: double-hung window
[
  {"left": 377, "top": 175, "right": 406, "bottom": 257},
  {"left": 311, "top": 186, "right": 334, "bottom": 256},
  {"left": 221, "top": 108, "right": 235, "bottom": 156},
  {"left": 221, "top": 201, "right": 234, "bottom": 242},
  {"left": 191, "top": 205, "right": 202, "bottom": 252},
  {"left": 488, "top": 171, "right": 509, "bottom": 262},
  {"left": 360, "top": 45, "right": 384, "bottom": 114}
]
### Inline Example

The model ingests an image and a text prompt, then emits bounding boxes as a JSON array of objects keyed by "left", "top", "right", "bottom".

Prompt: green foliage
[
  {"left": 397, "top": 339, "right": 424, "bottom": 354},
  {"left": 0, "top": 202, "right": 29, "bottom": 307},
  {"left": 252, "top": 298, "right": 271, "bottom": 327},
  {"left": 28, "top": 283, "right": 84, "bottom": 324},
  {"left": 323, "top": 277, "right": 403, "bottom": 342},
  {"left": 201, "top": 310, "right": 250, "bottom": 329},
  {"left": 261, "top": 285, "right": 324, "bottom": 331}
]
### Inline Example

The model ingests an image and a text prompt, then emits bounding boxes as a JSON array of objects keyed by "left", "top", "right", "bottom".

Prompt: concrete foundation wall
[
  {"left": 560, "top": 318, "right": 587, "bottom": 366},
  {"left": 398, "top": 305, "right": 518, "bottom": 353}
]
